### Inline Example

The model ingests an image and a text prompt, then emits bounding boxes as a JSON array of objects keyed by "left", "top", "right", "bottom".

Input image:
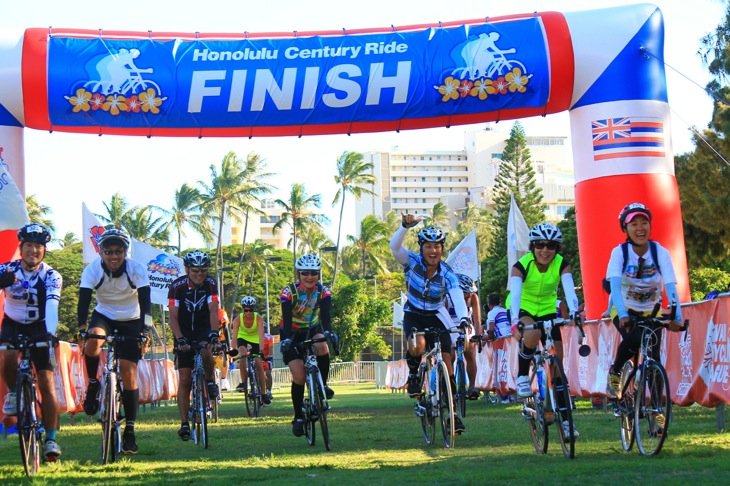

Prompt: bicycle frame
[
  {"left": 189, "top": 342, "right": 211, "bottom": 449},
  {"left": 298, "top": 336, "right": 331, "bottom": 451}
]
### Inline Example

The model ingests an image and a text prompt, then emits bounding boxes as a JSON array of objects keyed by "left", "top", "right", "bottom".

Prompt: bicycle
[
  {"left": 412, "top": 326, "right": 459, "bottom": 449},
  {"left": 518, "top": 317, "right": 590, "bottom": 459},
  {"left": 83, "top": 330, "right": 146, "bottom": 464},
  {"left": 0, "top": 333, "right": 57, "bottom": 476},
  {"left": 234, "top": 346, "right": 265, "bottom": 418},
  {"left": 611, "top": 303, "right": 688, "bottom": 456},
  {"left": 210, "top": 342, "right": 236, "bottom": 423},
  {"left": 453, "top": 329, "right": 482, "bottom": 419},
  {"left": 296, "top": 334, "right": 337, "bottom": 451}
]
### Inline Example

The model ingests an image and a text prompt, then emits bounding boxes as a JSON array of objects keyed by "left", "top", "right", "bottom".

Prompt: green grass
[{"left": 0, "top": 384, "right": 728, "bottom": 484}]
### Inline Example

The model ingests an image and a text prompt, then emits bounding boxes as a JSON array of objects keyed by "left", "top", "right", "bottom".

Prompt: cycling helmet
[
  {"left": 183, "top": 249, "right": 211, "bottom": 268},
  {"left": 17, "top": 223, "right": 52, "bottom": 245},
  {"left": 457, "top": 274, "right": 477, "bottom": 294},
  {"left": 98, "top": 228, "right": 130, "bottom": 248},
  {"left": 417, "top": 226, "right": 446, "bottom": 246},
  {"left": 240, "top": 296, "right": 257, "bottom": 308},
  {"left": 618, "top": 202, "right": 652, "bottom": 229},
  {"left": 295, "top": 253, "right": 322, "bottom": 271},
  {"left": 529, "top": 223, "right": 563, "bottom": 243}
]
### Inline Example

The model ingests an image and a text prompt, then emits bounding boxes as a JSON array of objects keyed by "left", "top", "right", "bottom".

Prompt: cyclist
[
  {"left": 390, "top": 214, "right": 470, "bottom": 434},
  {"left": 485, "top": 293, "right": 514, "bottom": 403},
  {"left": 78, "top": 228, "right": 151, "bottom": 454},
  {"left": 231, "top": 296, "right": 271, "bottom": 405},
  {"left": 0, "top": 223, "right": 63, "bottom": 460},
  {"left": 279, "top": 254, "right": 334, "bottom": 437},
  {"left": 167, "top": 250, "right": 221, "bottom": 441},
  {"left": 216, "top": 308, "right": 232, "bottom": 391},
  {"left": 262, "top": 332, "right": 274, "bottom": 400},
  {"left": 442, "top": 274, "right": 483, "bottom": 400},
  {"left": 509, "top": 222, "right": 580, "bottom": 438},
  {"left": 604, "top": 203, "right": 684, "bottom": 416}
]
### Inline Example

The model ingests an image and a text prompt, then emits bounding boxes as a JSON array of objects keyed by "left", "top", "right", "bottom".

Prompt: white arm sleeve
[
  {"left": 560, "top": 273, "right": 580, "bottom": 315},
  {"left": 389, "top": 226, "right": 410, "bottom": 266},
  {"left": 448, "top": 286, "right": 469, "bottom": 322},
  {"left": 45, "top": 298, "right": 60, "bottom": 335},
  {"left": 509, "top": 275, "right": 523, "bottom": 324}
]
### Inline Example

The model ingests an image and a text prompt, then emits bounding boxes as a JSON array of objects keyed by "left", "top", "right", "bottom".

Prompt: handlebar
[
  {"left": 517, "top": 317, "right": 591, "bottom": 357},
  {"left": 0, "top": 334, "right": 57, "bottom": 351},
  {"left": 631, "top": 301, "right": 690, "bottom": 341},
  {"left": 81, "top": 331, "right": 147, "bottom": 344}
]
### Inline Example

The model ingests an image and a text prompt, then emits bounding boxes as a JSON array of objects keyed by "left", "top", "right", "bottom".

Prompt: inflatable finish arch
[{"left": 0, "top": 3, "right": 689, "bottom": 317}]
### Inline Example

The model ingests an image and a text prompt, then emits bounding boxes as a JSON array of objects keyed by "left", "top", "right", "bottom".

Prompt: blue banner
[{"left": 48, "top": 19, "right": 550, "bottom": 129}]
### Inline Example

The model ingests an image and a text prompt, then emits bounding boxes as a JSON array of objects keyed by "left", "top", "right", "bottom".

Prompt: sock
[
  {"left": 518, "top": 345, "right": 536, "bottom": 377},
  {"left": 46, "top": 429, "right": 57, "bottom": 441},
  {"left": 122, "top": 388, "right": 139, "bottom": 428},
  {"left": 291, "top": 383, "right": 304, "bottom": 419},
  {"left": 85, "top": 355, "right": 100, "bottom": 381},
  {"left": 407, "top": 355, "right": 421, "bottom": 375},
  {"left": 317, "top": 354, "right": 331, "bottom": 385}
]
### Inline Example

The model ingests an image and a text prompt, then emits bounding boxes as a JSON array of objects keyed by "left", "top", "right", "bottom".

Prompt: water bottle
[
  {"left": 430, "top": 367, "right": 437, "bottom": 394},
  {"left": 536, "top": 368, "right": 545, "bottom": 399}
]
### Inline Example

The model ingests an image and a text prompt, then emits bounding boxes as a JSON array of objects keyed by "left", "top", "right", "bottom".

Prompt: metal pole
[{"left": 265, "top": 263, "right": 271, "bottom": 334}]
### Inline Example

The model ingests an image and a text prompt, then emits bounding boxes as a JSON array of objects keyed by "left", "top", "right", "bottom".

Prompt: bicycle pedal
[{"left": 44, "top": 455, "right": 59, "bottom": 463}]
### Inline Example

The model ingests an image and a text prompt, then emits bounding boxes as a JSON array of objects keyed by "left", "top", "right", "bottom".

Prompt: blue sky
[{"left": 0, "top": 0, "right": 724, "bottom": 249}]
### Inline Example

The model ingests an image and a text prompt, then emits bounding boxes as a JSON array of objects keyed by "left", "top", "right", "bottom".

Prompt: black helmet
[
  {"left": 183, "top": 249, "right": 211, "bottom": 268},
  {"left": 17, "top": 223, "right": 52, "bottom": 245},
  {"left": 98, "top": 228, "right": 130, "bottom": 248}
]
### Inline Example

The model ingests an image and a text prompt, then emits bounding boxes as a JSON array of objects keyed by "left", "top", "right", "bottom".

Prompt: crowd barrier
[
  {"left": 386, "top": 295, "right": 730, "bottom": 408},
  {"left": 0, "top": 342, "right": 177, "bottom": 424}
]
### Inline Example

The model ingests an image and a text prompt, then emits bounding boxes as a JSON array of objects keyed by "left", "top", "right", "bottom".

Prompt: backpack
[{"left": 602, "top": 241, "right": 661, "bottom": 293}]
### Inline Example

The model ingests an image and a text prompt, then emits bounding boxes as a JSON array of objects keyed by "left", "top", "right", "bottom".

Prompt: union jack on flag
[{"left": 592, "top": 117, "right": 665, "bottom": 161}]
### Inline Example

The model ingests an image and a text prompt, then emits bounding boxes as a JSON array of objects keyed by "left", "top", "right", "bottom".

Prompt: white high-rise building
[
  {"left": 230, "top": 198, "right": 289, "bottom": 250},
  {"left": 355, "top": 125, "right": 575, "bottom": 233}
]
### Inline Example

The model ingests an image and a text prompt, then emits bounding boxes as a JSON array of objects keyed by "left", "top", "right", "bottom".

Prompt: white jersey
[
  {"left": 0, "top": 260, "right": 62, "bottom": 333},
  {"left": 487, "top": 305, "right": 510, "bottom": 339},
  {"left": 80, "top": 258, "right": 150, "bottom": 321}
]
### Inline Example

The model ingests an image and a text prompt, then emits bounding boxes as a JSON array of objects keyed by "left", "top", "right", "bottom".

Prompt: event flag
[
  {"left": 0, "top": 162, "right": 29, "bottom": 231},
  {"left": 82, "top": 203, "right": 106, "bottom": 264},
  {"left": 445, "top": 230, "right": 480, "bottom": 282},
  {"left": 506, "top": 194, "right": 530, "bottom": 286},
  {"left": 130, "top": 238, "right": 184, "bottom": 306}
]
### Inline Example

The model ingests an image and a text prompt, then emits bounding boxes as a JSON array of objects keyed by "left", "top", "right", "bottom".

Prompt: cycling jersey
[
  {"left": 167, "top": 274, "right": 219, "bottom": 333},
  {"left": 280, "top": 282, "right": 332, "bottom": 334},
  {"left": 513, "top": 252, "right": 567, "bottom": 317},
  {"left": 488, "top": 305, "right": 510, "bottom": 339},
  {"left": 0, "top": 260, "right": 62, "bottom": 333},
  {"left": 80, "top": 258, "right": 150, "bottom": 321},
  {"left": 237, "top": 311, "right": 261, "bottom": 343},
  {"left": 262, "top": 333, "right": 273, "bottom": 359}
]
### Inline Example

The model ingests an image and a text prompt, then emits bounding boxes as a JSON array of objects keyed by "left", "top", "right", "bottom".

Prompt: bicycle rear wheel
[
  {"left": 101, "top": 374, "right": 119, "bottom": 464},
  {"left": 455, "top": 358, "right": 467, "bottom": 419},
  {"left": 526, "top": 362, "right": 548, "bottom": 454},
  {"left": 550, "top": 357, "right": 575, "bottom": 459},
  {"left": 417, "top": 363, "right": 435, "bottom": 445},
  {"left": 17, "top": 379, "right": 41, "bottom": 476},
  {"left": 635, "top": 361, "right": 670, "bottom": 456},
  {"left": 315, "top": 373, "right": 331, "bottom": 451},
  {"left": 436, "top": 362, "right": 455, "bottom": 449},
  {"left": 304, "top": 374, "right": 316, "bottom": 447},
  {"left": 618, "top": 361, "right": 636, "bottom": 452}
]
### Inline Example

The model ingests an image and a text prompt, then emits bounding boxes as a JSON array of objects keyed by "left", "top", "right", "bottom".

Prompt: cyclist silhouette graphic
[
  {"left": 91, "top": 48, "right": 156, "bottom": 95},
  {"left": 452, "top": 32, "right": 526, "bottom": 80}
]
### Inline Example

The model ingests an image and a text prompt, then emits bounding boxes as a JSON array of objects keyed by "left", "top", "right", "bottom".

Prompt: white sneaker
[
  {"left": 516, "top": 376, "right": 532, "bottom": 398},
  {"left": 2, "top": 392, "right": 17, "bottom": 416},
  {"left": 562, "top": 420, "right": 580, "bottom": 439},
  {"left": 220, "top": 378, "right": 230, "bottom": 391}
]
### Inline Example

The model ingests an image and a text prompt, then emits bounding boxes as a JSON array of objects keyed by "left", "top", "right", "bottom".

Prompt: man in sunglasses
[
  {"left": 77, "top": 228, "right": 151, "bottom": 454},
  {"left": 232, "top": 296, "right": 270, "bottom": 405},
  {"left": 279, "top": 253, "right": 335, "bottom": 438},
  {"left": 509, "top": 222, "right": 581, "bottom": 439},
  {"left": 0, "top": 223, "right": 63, "bottom": 461},
  {"left": 167, "top": 250, "right": 221, "bottom": 441}
]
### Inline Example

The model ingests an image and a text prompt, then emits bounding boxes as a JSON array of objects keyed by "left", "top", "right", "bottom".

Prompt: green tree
[
  {"left": 331, "top": 280, "right": 391, "bottom": 361},
  {"left": 688, "top": 267, "right": 730, "bottom": 301},
  {"left": 482, "top": 122, "right": 545, "bottom": 297},
  {"left": 157, "top": 183, "right": 213, "bottom": 257},
  {"left": 124, "top": 206, "right": 170, "bottom": 248},
  {"left": 25, "top": 194, "right": 55, "bottom": 232},
  {"left": 446, "top": 202, "right": 491, "bottom": 261},
  {"left": 240, "top": 239, "right": 276, "bottom": 293},
  {"left": 423, "top": 201, "right": 450, "bottom": 229},
  {"left": 346, "top": 214, "right": 390, "bottom": 279},
  {"left": 557, "top": 206, "right": 582, "bottom": 300},
  {"left": 58, "top": 231, "right": 80, "bottom": 249},
  {"left": 331, "top": 151, "right": 377, "bottom": 288},
  {"left": 97, "top": 192, "right": 135, "bottom": 230},
  {"left": 273, "top": 183, "right": 329, "bottom": 273},
  {"left": 44, "top": 245, "right": 84, "bottom": 341}
]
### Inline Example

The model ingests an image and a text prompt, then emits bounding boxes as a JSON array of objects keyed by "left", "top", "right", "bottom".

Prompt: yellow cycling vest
[
  {"left": 518, "top": 252, "right": 563, "bottom": 317},
  {"left": 237, "top": 311, "right": 260, "bottom": 343}
]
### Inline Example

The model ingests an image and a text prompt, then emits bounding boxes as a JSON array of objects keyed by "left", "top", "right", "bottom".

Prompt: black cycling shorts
[
  {"left": 237, "top": 338, "right": 261, "bottom": 357},
  {"left": 175, "top": 327, "right": 212, "bottom": 370},
  {"left": 403, "top": 312, "right": 452, "bottom": 356},
  {"left": 89, "top": 311, "right": 144, "bottom": 363},
  {"left": 0, "top": 317, "right": 53, "bottom": 372},
  {"left": 283, "top": 325, "right": 324, "bottom": 365},
  {"left": 518, "top": 310, "right": 562, "bottom": 343}
]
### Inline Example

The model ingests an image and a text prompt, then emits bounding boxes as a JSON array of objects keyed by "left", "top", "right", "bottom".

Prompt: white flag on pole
[
  {"left": 445, "top": 230, "right": 480, "bottom": 282},
  {"left": 507, "top": 194, "right": 530, "bottom": 285},
  {"left": 393, "top": 302, "right": 403, "bottom": 329},
  {"left": 82, "top": 203, "right": 107, "bottom": 264},
  {"left": 0, "top": 162, "right": 29, "bottom": 231},
  {"left": 130, "top": 238, "right": 184, "bottom": 306}
]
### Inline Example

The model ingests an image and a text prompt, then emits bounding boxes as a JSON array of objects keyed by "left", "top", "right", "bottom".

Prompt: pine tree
[{"left": 482, "top": 122, "right": 545, "bottom": 297}]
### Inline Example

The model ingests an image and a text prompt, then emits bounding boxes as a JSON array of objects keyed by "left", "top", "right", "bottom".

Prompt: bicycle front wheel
[
  {"left": 618, "top": 361, "right": 636, "bottom": 452},
  {"left": 550, "top": 357, "right": 575, "bottom": 459},
  {"left": 315, "top": 373, "right": 331, "bottom": 451},
  {"left": 417, "top": 364, "right": 435, "bottom": 445},
  {"left": 101, "top": 374, "right": 119, "bottom": 464},
  {"left": 304, "top": 374, "right": 316, "bottom": 447},
  {"left": 526, "top": 362, "right": 548, "bottom": 454},
  {"left": 455, "top": 358, "right": 467, "bottom": 419},
  {"left": 635, "top": 361, "right": 671, "bottom": 456},
  {"left": 437, "top": 361, "right": 455, "bottom": 449},
  {"left": 199, "top": 375, "right": 209, "bottom": 449},
  {"left": 17, "top": 378, "right": 41, "bottom": 476}
]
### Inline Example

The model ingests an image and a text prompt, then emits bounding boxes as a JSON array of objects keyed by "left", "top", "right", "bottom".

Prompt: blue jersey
[{"left": 402, "top": 249, "right": 461, "bottom": 315}]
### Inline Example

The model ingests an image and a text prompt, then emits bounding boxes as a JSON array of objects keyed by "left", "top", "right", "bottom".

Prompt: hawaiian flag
[{"left": 592, "top": 117, "right": 665, "bottom": 161}]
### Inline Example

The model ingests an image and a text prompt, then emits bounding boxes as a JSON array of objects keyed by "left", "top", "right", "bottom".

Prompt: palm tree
[
  {"left": 331, "top": 151, "right": 377, "bottom": 288},
  {"left": 240, "top": 239, "right": 275, "bottom": 292},
  {"left": 346, "top": 214, "right": 390, "bottom": 278},
  {"left": 25, "top": 194, "right": 55, "bottom": 232},
  {"left": 297, "top": 225, "right": 333, "bottom": 255},
  {"left": 58, "top": 231, "right": 80, "bottom": 249},
  {"left": 97, "top": 192, "right": 136, "bottom": 230},
  {"left": 273, "top": 183, "right": 329, "bottom": 273},
  {"left": 124, "top": 206, "right": 170, "bottom": 248},
  {"left": 197, "top": 151, "right": 250, "bottom": 271},
  {"left": 156, "top": 183, "right": 213, "bottom": 256},
  {"left": 423, "top": 201, "right": 450, "bottom": 229}
]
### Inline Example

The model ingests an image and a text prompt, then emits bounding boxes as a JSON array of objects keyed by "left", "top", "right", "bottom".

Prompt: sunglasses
[
  {"left": 102, "top": 249, "right": 125, "bottom": 256},
  {"left": 188, "top": 268, "right": 208, "bottom": 274},
  {"left": 534, "top": 241, "right": 558, "bottom": 250},
  {"left": 243, "top": 308, "right": 254, "bottom": 313},
  {"left": 300, "top": 271, "right": 319, "bottom": 277}
]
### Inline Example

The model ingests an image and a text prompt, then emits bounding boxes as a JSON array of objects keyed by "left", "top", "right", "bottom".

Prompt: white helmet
[
  {"left": 529, "top": 223, "right": 563, "bottom": 243},
  {"left": 295, "top": 253, "right": 322, "bottom": 271},
  {"left": 240, "top": 296, "right": 256, "bottom": 308}
]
